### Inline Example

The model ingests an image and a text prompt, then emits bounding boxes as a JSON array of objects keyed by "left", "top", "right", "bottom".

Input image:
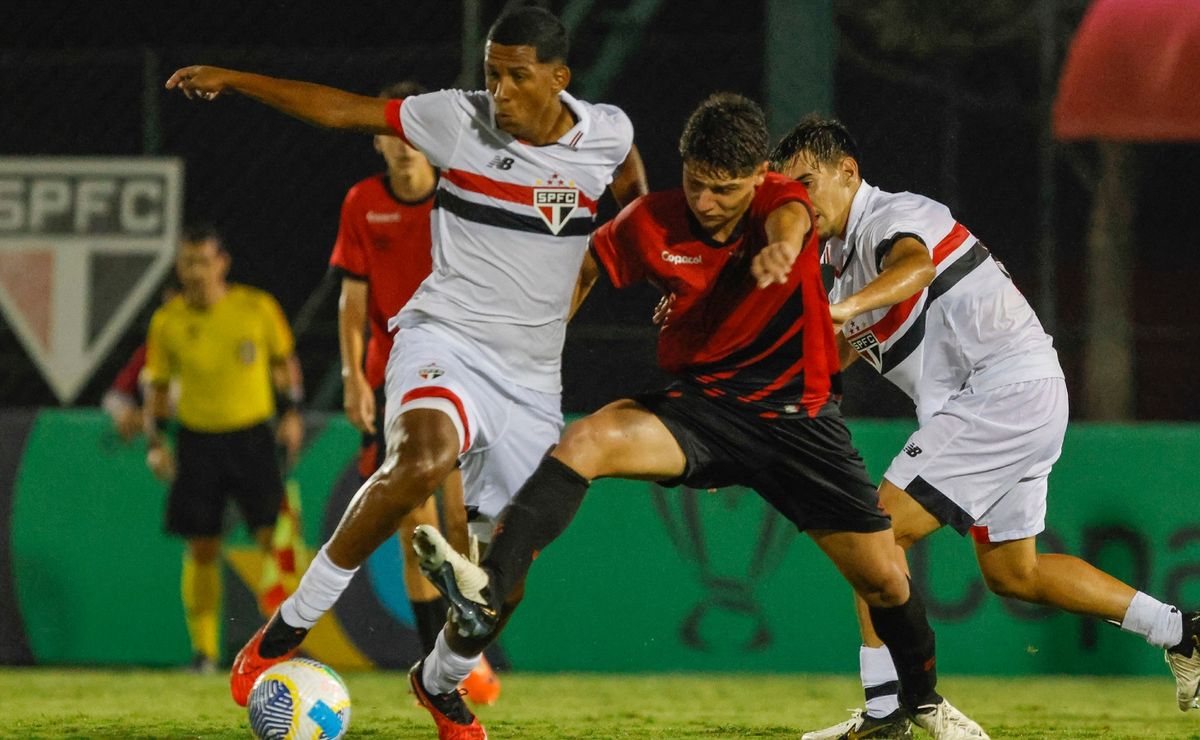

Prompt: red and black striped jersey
[
  {"left": 591, "top": 172, "right": 841, "bottom": 418},
  {"left": 328, "top": 174, "right": 435, "bottom": 389}
]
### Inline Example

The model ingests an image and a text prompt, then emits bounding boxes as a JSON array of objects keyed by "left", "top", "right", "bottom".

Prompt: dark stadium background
[{"left": 2, "top": 0, "right": 1198, "bottom": 419}]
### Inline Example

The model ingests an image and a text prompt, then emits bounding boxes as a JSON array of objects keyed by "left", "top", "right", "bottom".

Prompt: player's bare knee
[
  {"left": 981, "top": 561, "right": 1039, "bottom": 601},
  {"left": 554, "top": 417, "right": 613, "bottom": 477},
  {"left": 858, "top": 569, "right": 910, "bottom": 608}
]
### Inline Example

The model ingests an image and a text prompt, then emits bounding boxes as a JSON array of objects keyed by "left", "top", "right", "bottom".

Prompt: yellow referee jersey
[{"left": 146, "top": 284, "right": 294, "bottom": 433}]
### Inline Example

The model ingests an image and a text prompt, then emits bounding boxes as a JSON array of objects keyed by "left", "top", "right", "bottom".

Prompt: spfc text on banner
[{"left": 0, "top": 157, "right": 183, "bottom": 403}]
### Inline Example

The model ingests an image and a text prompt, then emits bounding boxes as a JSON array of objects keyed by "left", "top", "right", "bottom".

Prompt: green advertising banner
[{"left": 2, "top": 410, "right": 1198, "bottom": 677}]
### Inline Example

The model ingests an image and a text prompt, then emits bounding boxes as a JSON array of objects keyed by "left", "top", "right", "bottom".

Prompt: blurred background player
[
  {"left": 102, "top": 279, "right": 181, "bottom": 442},
  {"left": 144, "top": 223, "right": 306, "bottom": 673},
  {"left": 328, "top": 79, "right": 498, "bottom": 704},
  {"left": 165, "top": 7, "right": 646, "bottom": 728},
  {"left": 414, "top": 93, "right": 988, "bottom": 740},
  {"left": 770, "top": 117, "right": 1200, "bottom": 739}
]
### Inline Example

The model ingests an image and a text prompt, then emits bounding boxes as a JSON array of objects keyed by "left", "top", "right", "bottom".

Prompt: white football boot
[
  {"left": 412, "top": 524, "right": 497, "bottom": 638},
  {"left": 910, "top": 699, "right": 989, "bottom": 739},
  {"left": 1165, "top": 610, "right": 1200, "bottom": 710}
]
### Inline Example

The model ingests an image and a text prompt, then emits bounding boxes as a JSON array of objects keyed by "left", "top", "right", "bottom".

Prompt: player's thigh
[
  {"left": 555, "top": 398, "right": 687, "bottom": 481},
  {"left": 877, "top": 479, "right": 942, "bottom": 549},
  {"left": 809, "top": 528, "right": 909, "bottom": 605},
  {"left": 973, "top": 535, "right": 1039, "bottom": 590}
]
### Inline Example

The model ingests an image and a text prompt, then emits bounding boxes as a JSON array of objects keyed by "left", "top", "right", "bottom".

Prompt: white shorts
[
  {"left": 884, "top": 377, "right": 1068, "bottom": 543},
  {"left": 383, "top": 321, "right": 564, "bottom": 525}
]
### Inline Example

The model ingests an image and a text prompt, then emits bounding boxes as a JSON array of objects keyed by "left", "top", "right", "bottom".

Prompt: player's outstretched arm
[
  {"left": 752, "top": 201, "right": 812, "bottom": 288},
  {"left": 609, "top": 144, "right": 648, "bottom": 207},
  {"left": 165, "top": 65, "right": 393, "bottom": 134},
  {"left": 828, "top": 236, "right": 934, "bottom": 327}
]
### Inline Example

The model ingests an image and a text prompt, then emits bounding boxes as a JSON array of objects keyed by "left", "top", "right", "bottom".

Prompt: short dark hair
[
  {"left": 678, "top": 92, "right": 769, "bottom": 178},
  {"left": 181, "top": 222, "right": 222, "bottom": 247},
  {"left": 769, "top": 115, "right": 860, "bottom": 172},
  {"left": 487, "top": 6, "right": 569, "bottom": 63},
  {"left": 378, "top": 80, "right": 426, "bottom": 99}
]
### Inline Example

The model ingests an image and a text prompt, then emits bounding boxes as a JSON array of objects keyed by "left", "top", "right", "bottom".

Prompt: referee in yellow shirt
[{"left": 144, "top": 223, "right": 304, "bottom": 672}]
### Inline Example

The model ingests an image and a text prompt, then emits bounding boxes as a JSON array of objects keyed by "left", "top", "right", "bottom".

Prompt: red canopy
[{"left": 1054, "top": 0, "right": 1200, "bottom": 141}]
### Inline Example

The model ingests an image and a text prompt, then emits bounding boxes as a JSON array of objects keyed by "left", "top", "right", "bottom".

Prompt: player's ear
[
  {"left": 753, "top": 161, "right": 769, "bottom": 186},
  {"left": 839, "top": 155, "right": 859, "bottom": 183},
  {"left": 551, "top": 64, "right": 571, "bottom": 94}
]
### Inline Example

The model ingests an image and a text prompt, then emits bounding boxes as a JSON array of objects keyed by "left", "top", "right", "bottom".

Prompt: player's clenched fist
[
  {"left": 165, "top": 65, "right": 234, "bottom": 100},
  {"left": 751, "top": 241, "right": 800, "bottom": 288}
]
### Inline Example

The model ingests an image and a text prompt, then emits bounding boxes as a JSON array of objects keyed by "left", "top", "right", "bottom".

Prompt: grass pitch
[{"left": 4, "top": 668, "right": 1199, "bottom": 738}]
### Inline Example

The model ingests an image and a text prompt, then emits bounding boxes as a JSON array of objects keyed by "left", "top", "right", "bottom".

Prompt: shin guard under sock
[
  {"left": 482, "top": 454, "right": 589, "bottom": 603},
  {"left": 869, "top": 586, "right": 941, "bottom": 710}
]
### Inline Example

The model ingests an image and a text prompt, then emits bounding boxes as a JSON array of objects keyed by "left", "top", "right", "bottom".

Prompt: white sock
[
  {"left": 422, "top": 630, "right": 481, "bottom": 695},
  {"left": 1120, "top": 591, "right": 1183, "bottom": 649},
  {"left": 279, "top": 546, "right": 357, "bottom": 629},
  {"left": 861, "top": 644, "right": 901, "bottom": 718}
]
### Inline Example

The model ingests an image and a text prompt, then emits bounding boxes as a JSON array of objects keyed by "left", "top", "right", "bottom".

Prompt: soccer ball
[{"left": 247, "top": 658, "right": 351, "bottom": 739}]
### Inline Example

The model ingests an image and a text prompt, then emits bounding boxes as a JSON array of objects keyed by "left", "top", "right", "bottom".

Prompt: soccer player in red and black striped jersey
[{"left": 413, "top": 93, "right": 987, "bottom": 738}]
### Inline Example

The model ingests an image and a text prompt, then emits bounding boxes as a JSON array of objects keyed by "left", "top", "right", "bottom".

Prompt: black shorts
[
  {"left": 167, "top": 422, "right": 285, "bottom": 538},
  {"left": 636, "top": 384, "right": 890, "bottom": 534}
]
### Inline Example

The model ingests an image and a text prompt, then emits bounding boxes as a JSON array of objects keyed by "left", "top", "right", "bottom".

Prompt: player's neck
[
  {"left": 188, "top": 282, "right": 227, "bottom": 309},
  {"left": 525, "top": 99, "right": 576, "bottom": 146},
  {"left": 387, "top": 164, "right": 436, "bottom": 202}
]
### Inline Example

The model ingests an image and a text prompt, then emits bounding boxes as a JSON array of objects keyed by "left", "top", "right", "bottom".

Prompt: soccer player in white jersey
[
  {"left": 167, "top": 8, "right": 647, "bottom": 738},
  {"left": 770, "top": 117, "right": 1200, "bottom": 740}
]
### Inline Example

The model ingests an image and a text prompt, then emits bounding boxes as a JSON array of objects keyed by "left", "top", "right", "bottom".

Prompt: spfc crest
[
  {"left": 418, "top": 365, "right": 444, "bottom": 381},
  {"left": 532, "top": 174, "right": 579, "bottom": 235},
  {"left": 0, "top": 157, "right": 182, "bottom": 403},
  {"left": 848, "top": 329, "right": 884, "bottom": 372}
]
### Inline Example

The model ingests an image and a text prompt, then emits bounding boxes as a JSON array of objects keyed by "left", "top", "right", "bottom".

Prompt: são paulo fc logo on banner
[
  {"left": 532, "top": 173, "right": 579, "bottom": 235},
  {"left": 0, "top": 157, "right": 182, "bottom": 403}
]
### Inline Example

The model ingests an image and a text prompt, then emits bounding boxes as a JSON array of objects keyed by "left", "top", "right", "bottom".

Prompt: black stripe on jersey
[
  {"left": 435, "top": 189, "right": 596, "bottom": 238},
  {"left": 874, "top": 232, "right": 925, "bottom": 273},
  {"left": 692, "top": 282, "right": 808, "bottom": 373},
  {"left": 880, "top": 241, "right": 990, "bottom": 374}
]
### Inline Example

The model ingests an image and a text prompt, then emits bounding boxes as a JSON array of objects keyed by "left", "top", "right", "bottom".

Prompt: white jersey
[
  {"left": 383, "top": 89, "right": 633, "bottom": 393},
  {"left": 826, "top": 181, "right": 1063, "bottom": 424}
]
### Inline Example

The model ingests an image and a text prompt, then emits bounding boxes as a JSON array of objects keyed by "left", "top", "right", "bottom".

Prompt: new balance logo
[
  {"left": 904, "top": 443, "right": 923, "bottom": 457},
  {"left": 487, "top": 156, "right": 515, "bottom": 170}
]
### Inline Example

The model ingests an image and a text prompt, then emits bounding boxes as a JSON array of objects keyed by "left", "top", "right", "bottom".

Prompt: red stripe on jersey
[
  {"left": 401, "top": 386, "right": 472, "bottom": 452},
  {"left": 931, "top": 222, "right": 972, "bottom": 265},
  {"left": 738, "top": 353, "right": 807, "bottom": 403},
  {"left": 867, "top": 222, "right": 973, "bottom": 344},
  {"left": 384, "top": 99, "right": 412, "bottom": 146},
  {"left": 443, "top": 169, "right": 599, "bottom": 213}
]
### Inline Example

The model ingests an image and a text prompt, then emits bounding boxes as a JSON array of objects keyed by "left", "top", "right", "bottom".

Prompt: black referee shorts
[
  {"left": 636, "top": 384, "right": 890, "bottom": 534},
  {"left": 167, "top": 421, "right": 285, "bottom": 538}
]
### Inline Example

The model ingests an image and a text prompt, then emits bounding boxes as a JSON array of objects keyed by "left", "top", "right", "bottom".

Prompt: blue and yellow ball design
[{"left": 248, "top": 658, "right": 351, "bottom": 739}]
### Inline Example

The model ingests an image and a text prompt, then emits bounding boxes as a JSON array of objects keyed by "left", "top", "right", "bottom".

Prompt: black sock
[
  {"left": 412, "top": 596, "right": 449, "bottom": 654},
  {"left": 482, "top": 454, "right": 590, "bottom": 603},
  {"left": 869, "top": 585, "right": 941, "bottom": 711},
  {"left": 260, "top": 612, "right": 309, "bottom": 659}
]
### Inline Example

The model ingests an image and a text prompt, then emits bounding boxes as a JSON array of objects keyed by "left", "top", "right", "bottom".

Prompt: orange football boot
[
  {"left": 229, "top": 611, "right": 306, "bottom": 707},
  {"left": 461, "top": 654, "right": 501, "bottom": 705},
  {"left": 409, "top": 661, "right": 488, "bottom": 739}
]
